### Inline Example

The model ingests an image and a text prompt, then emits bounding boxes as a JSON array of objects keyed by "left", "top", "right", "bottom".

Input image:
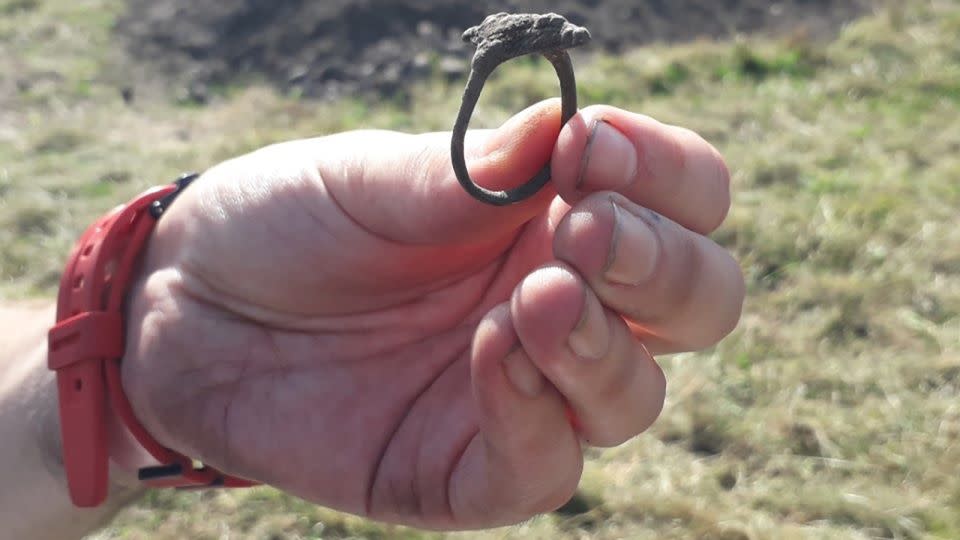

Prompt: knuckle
[
  {"left": 579, "top": 321, "right": 665, "bottom": 448},
  {"left": 675, "top": 128, "right": 732, "bottom": 234},
  {"left": 595, "top": 321, "right": 638, "bottom": 400},
  {"left": 506, "top": 455, "right": 582, "bottom": 517},
  {"left": 702, "top": 148, "right": 733, "bottom": 233},
  {"left": 584, "top": 430, "right": 632, "bottom": 449},
  {"left": 660, "top": 128, "right": 690, "bottom": 182},
  {"left": 586, "top": 363, "right": 665, "bottom": 448},
  {"left": 690, "top": 255, "right": 745, "bottom": 349},
  {"left": 669, "top": 233, "right": 705, "bottom": 316},
  {"left": 683, "top": 307, "right": 742, "bottom": 351},
  {"left": 554, "top": 195, "right": 619, "bottom": 274},
  {"left": 717, "top": 263, "right": 747, "bottom": 339},
  {"left": 537, "top": 469, "right": 583, "bottom": 514},
  {"left": 616, "top": 227, "right": 698, "bottom": 325}
]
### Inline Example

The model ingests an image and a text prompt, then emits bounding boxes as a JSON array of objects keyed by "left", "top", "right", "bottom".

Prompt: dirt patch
[{"left": 115, "top": 0, "right": 872, "bottom": 100}]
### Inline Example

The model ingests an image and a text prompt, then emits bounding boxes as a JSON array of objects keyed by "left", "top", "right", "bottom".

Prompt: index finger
[{"left": 550, "top": 105, "right": 731, "bottom": 235}]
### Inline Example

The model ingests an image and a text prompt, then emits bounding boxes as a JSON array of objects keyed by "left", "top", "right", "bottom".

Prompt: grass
[{"left": 3, "top": 0, "right": 960, "bottom": 538}]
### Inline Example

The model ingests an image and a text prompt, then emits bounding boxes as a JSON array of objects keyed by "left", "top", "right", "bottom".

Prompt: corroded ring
[{"left": 451, "top": 13, "right": 591, "bottom": 206}]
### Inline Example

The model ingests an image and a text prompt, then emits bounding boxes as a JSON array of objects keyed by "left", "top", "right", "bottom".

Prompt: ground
[
  {"left": 115, "top": 0, "right": 870, "bottom": 98},
  {"left": 2, "top": 0, "right": 960, "bottom": 538}
]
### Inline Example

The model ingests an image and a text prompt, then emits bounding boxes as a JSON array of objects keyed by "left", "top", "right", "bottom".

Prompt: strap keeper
[{"left": 48, "top": 311, "right": 124, "bottom": 371}]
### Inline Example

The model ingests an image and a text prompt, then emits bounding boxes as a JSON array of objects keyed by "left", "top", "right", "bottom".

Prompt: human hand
[{"left": 121, "top": 99, "right": 743, "bottom": 529}]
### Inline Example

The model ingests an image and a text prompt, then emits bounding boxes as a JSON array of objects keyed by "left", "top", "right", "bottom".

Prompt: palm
[{"left": 128, "top": 139, "right": 562, "bottom": 527}]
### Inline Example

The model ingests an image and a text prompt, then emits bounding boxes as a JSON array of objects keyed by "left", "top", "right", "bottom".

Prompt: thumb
[{"left": 314, "top": 98, "right": 563, "bottom": 245}]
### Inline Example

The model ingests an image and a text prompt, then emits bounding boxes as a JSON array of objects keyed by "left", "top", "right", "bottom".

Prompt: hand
[{"left": 122, "top": 99, "right": 744, "bottom": 529}]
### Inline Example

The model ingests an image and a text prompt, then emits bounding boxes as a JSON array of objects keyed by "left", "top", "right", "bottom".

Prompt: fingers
[
  {"left": 510, "top": 266, "right": 667, "bottom": 447},
  {"left": 553, "top": 193, "right": 745, "bottom": 355},
  {"left": 551, "top": 105, "right": 731, "bottom": 235},
  {"left": 450, "top": 303, "right": 582, "bottom": 527},
  {"left": 309, "top": 99, "right": 563, "bottom": 245},
  {"left": 454, "top": 279, "right": 668, "bottom": 526}
]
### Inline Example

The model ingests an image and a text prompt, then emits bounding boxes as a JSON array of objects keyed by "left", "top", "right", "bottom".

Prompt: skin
[
  {"left": 0, "top": 303, "right": 143, "bottom": 540},
  {"left": 0, "top": 99, "right": 744, "bottom": 537}
]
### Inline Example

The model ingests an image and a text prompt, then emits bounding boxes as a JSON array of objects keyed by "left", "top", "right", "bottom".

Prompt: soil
[{"left": 115, "top": 0, "right": 872, "bottom": 101}]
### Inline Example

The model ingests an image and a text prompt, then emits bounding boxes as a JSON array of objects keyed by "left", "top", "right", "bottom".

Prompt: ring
[{"left": 451, "top": 13, "right": 591, "bottom": 206}]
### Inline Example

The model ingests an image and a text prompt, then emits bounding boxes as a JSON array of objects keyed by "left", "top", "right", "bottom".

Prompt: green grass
[{"left": 3, "top": 0, "right": 960, "bottom": 538}]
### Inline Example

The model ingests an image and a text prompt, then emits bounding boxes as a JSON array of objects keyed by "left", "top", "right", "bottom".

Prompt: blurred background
[{"left": 3, "top": 0, "right": 959, "bottom": 538}]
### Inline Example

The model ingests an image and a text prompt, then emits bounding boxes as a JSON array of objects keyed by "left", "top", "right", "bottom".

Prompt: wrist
[
  {"left": 0, "top": 303, "right": 61, "bottom": 477},
  {"left": 0, "top": 306, "right": 63, "bottom": 486},
  {"left": 0, "top": 311, "right": 142, "bottom": 539}
]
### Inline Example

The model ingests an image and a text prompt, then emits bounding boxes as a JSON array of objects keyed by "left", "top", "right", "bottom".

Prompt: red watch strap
[{"left": 48, "top": 178, "right": 256, "bottom": 508}]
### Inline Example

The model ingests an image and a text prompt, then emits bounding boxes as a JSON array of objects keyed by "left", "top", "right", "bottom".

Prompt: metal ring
[
  {"left": 450, "top": 50, "right": 578, "bottom": 206},
  {"left": 450, "top": 13, "right": 590, "bottom": 206}
]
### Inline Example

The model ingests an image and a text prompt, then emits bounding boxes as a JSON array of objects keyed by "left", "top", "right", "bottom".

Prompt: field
[{"left": 3, "top": 0, "right": 960, "bottom": 538}]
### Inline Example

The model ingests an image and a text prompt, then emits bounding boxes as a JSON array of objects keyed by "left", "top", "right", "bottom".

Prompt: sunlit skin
[{"left": 116, "top": 99, "right": 743, "bottom": 529}]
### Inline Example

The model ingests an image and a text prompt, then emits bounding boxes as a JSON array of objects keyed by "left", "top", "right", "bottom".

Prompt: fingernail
[
  {"left": 577, "top": 120, "right": 638, "bottom": 190},
  {"left": 605, "top": 203, "right": 660, "bottom": 286},
  {"left": 568, "top": 291, "right": 610, "bottom": 360},
  {"left": 503, "top": 346, "right": 545, "bottom": 398}
]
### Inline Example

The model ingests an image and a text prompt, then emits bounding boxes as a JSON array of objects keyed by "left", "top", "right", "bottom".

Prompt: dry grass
[{"left": 3, "top": 0, "right": 960, "bottom": 538}]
